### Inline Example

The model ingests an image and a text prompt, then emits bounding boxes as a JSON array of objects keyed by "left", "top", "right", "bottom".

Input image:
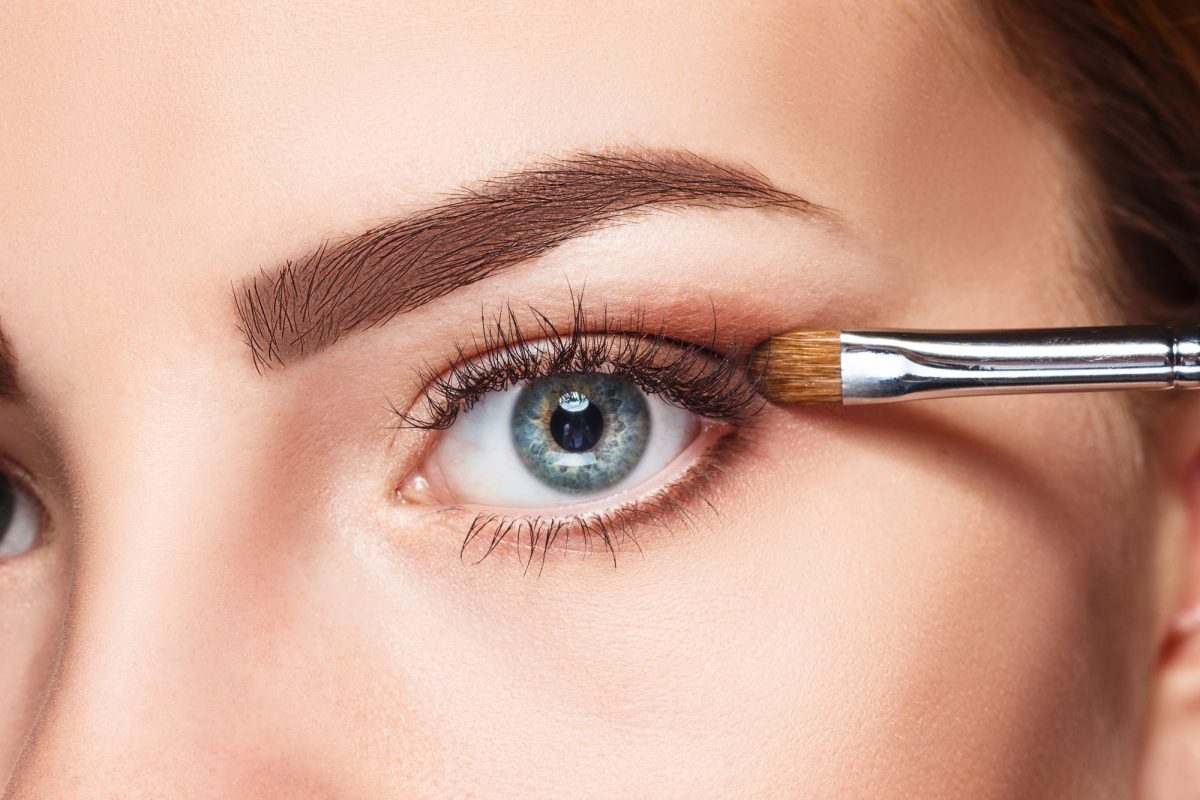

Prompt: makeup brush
[{"left": 751, "top": 326, "right": 1200, "bottom": 405}]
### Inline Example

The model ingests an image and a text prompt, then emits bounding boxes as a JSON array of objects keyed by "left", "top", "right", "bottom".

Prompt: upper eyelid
[{"left": 392, "top": 299, "right": 766, "bottom": 432}]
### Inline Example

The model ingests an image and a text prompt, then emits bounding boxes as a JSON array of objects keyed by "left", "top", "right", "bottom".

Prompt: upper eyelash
[{"left": 392, "top": 294, "right": 767, "bottom": 430}]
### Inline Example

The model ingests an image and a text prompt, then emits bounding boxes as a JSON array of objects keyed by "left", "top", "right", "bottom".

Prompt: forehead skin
[
  {"left": 1, "top": 0, "right": 1064, "bottom": 332},
  {"left": 0, "top": 1, "right": 1154, "bottom": 798}
]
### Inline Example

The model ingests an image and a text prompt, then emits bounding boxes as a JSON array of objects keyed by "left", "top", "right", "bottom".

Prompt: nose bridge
[{"left": 3, "top": 365, "right": 322, "bottom": 796}]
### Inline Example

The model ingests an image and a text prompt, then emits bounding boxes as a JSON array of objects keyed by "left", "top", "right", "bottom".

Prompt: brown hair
[{"left": 981, "top": 1, "right": 1199, "bottom": 323}]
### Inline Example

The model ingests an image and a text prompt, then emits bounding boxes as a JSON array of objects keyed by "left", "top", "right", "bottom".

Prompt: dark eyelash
[
  {"left": 393, "top": 293, "right": 766, "bottom": 430},
  {"left": 452, "top": 432, "right": 742, "bottom": 576}
]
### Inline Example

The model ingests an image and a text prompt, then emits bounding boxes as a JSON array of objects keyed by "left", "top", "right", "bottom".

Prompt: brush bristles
[{"left": 750, "top": 330, "right": 843, "bottom": 405}]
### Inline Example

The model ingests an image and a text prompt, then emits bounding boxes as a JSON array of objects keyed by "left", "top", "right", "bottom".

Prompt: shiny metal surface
[
  {"left": 840, "top": 326, "right": 1200, "bottom": 403},
  {"left": 1176, "top": 331, "right": 1200, "bottom": 388}
]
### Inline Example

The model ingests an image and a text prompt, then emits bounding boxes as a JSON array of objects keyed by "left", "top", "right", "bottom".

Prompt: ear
[{"left": 1137, "top": 400, "right": 1200, "bottom": 799}]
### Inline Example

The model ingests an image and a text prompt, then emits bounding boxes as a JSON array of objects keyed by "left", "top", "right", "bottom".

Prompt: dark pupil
[
  {"left": 0, "top": 475, "right": 14, "bottom": 542},
  {"left": 549, "top": 391, "right": 604, "bottom": 452}
]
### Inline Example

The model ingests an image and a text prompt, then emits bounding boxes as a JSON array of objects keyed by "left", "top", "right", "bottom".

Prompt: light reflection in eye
[{"left": 423, "top": 372, "right": 699, "bottom": 509}]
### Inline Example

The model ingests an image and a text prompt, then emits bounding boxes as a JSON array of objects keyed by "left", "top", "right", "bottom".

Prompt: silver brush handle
[{"left": 841, "top": 326, "right": 1200, "bottom": 404}]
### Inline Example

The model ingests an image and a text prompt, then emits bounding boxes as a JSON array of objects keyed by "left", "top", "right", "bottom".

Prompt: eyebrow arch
[{"left": 234, "top": 149, "right": 823, "bottom": 370}]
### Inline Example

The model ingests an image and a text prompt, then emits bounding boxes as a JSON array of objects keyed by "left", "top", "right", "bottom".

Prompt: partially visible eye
[
  {"left": 419, "top": 372, "right": 705, "bottom": 509},
  {"left": 0, "top": 471, "right": 41, "bottom": 561}
]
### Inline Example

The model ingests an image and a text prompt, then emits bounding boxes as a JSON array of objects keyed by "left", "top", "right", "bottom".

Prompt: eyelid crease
[{"left": 389, "top": 292, "right": 768, "bottom": 432}]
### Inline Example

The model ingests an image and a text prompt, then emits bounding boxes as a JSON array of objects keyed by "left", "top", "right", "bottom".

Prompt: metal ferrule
[{"left": 840, "top": 326, "right": 1200, "bottom": 404}]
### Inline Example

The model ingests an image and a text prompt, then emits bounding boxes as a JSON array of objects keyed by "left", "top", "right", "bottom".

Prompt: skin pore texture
[{"left": 1, "top": 1, "right": 1199, "bottom": 798}]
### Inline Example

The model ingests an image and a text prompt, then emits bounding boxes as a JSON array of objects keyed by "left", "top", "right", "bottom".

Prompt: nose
[{"left": 1, "top": 389, "right": 352, "bottom": 797}]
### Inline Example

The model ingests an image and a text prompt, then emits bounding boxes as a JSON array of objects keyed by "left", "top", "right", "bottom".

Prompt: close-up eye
[
  {"left": 0, "top": 470, "right": 41, "bottom": 561},
  {"left": 395, "top": 306, "right": 764, "bottom": 561},
  {"left": 421, "top": 371, "right": 710, "bottom": 508}
]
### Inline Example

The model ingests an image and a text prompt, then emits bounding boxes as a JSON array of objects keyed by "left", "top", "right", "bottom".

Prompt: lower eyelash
[{"left": 448, "top": 430, "right": 745, "bottom": 575}]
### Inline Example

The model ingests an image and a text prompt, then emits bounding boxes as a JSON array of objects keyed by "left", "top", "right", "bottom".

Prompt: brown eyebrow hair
[
  {"left": 0, "top": 327, "right": 17, "bottom": 398},
  {"left": 233, "top": 149, "right": 819, "bottom": 370}
]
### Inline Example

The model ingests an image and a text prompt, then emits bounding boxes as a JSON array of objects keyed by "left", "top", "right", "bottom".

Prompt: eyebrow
[
  {"left": 0, "top": 327, "right": 17, "bottom": 398},
  {"left": 234, "top": 149, "right": 820, "bottom": 370}
]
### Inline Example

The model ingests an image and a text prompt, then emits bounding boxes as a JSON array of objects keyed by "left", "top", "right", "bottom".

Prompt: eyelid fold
[{"left": 391, "top": 294, "right": 767, "bottom": 432}]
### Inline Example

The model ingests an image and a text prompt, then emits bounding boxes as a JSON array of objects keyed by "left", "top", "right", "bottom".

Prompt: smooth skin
[{"left": 2, "top": 2, "right": 1199, "bottom": 797}]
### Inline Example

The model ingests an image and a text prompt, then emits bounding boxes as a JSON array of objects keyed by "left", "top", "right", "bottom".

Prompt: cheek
[
  {"left": 407, "top": 396, "right": 1149, "bottom": 797},
  {"left": 738, "top": 399, "right": 1149, "bottom": 795},
  {"left": 0, "top": 545, "right": 68, "bottom": 779}
]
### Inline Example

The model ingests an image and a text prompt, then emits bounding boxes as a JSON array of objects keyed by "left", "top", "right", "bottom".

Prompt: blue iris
[{"left": 511, "top": 373, "right": 650, "bottom": 493}]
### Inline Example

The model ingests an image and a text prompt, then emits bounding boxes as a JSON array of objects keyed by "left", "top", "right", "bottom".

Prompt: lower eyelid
[
  {"left": 414, "top": 419, "right": 730, "bottom": 518},
  {"left": 403, "top": 421, "right": 748, "bottom": 569},
  {"left": 490, "top": 433, "right": 740, "bottom": 565}
]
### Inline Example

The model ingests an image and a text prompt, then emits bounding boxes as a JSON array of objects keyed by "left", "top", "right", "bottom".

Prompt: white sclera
[
  {"left": 430, "top": 382, "right": 698, "bottom": 508},
  {"left": 0, "top": 479, "right": 40, "bottom": 560}
]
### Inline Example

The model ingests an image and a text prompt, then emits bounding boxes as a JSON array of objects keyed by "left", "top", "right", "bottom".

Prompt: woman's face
[{"left": 2, "top": 2, "right": 1197, "bottom": 797}]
